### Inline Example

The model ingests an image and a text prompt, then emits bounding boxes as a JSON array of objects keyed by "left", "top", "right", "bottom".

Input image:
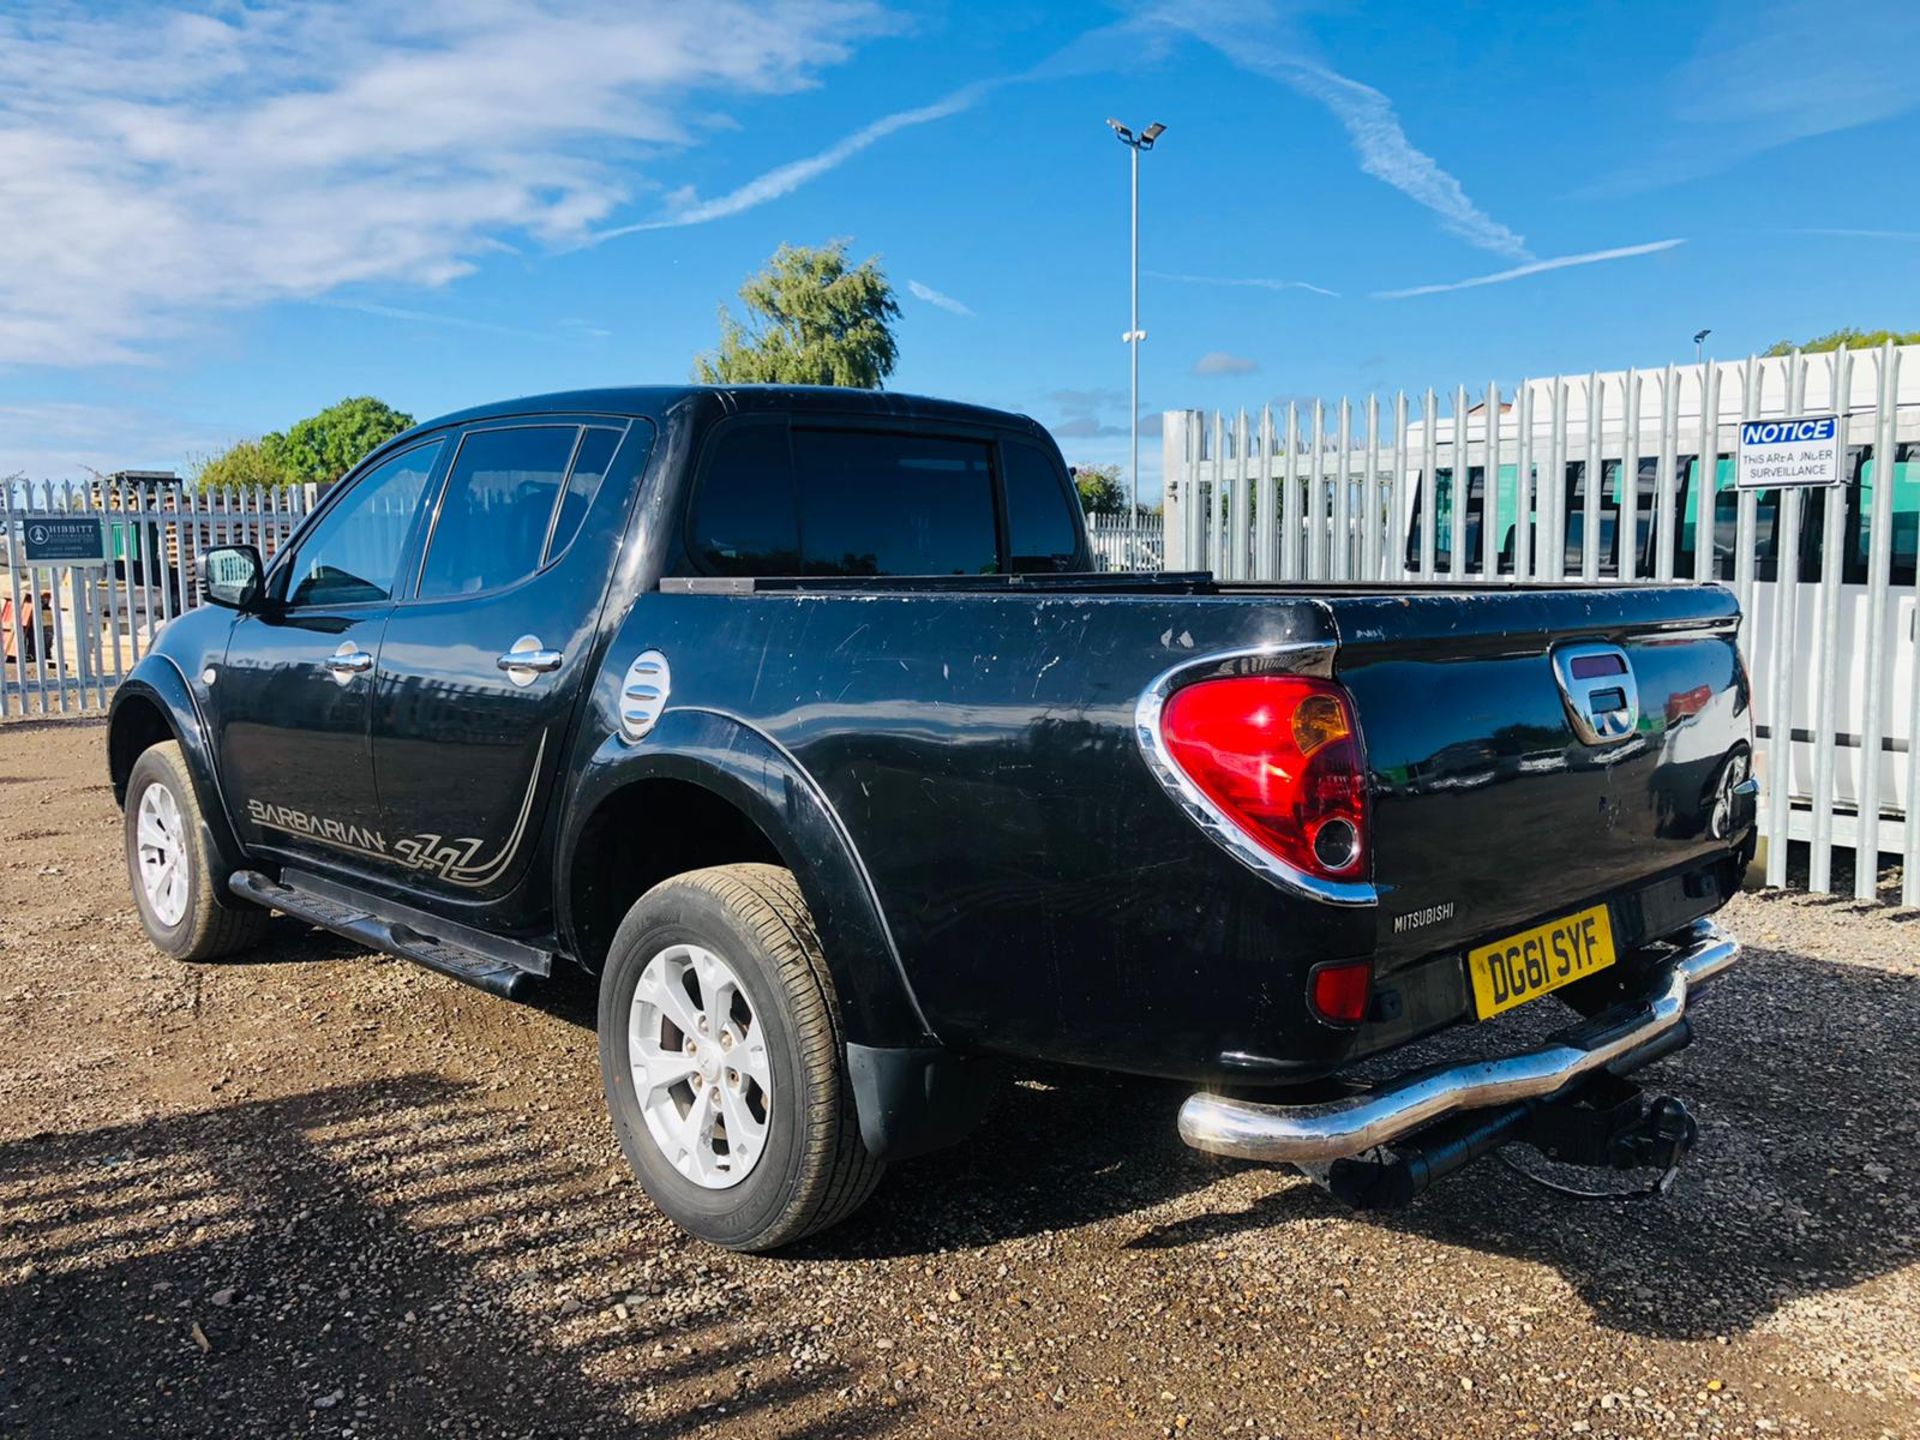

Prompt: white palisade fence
[
  {"left": 1, "top": 479, "right": 316, "bottom": 718},
  {"left": 1162, "top": 343, "right": 1920, "bottom": 905}
]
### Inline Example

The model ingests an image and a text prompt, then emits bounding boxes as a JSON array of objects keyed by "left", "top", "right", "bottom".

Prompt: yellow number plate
[{"left": 1467, "top": 904, "right": 1616, "bottom": 1020}]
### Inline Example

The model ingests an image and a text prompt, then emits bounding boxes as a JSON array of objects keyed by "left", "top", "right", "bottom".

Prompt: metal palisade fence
[
  {"left": 1162, "top": 343, "right": 1920, "bottom": 905},
  {"left": 1086, "top": 511, "right": 1166, "bottom": 573},
  {"left": 1, "top": 478, "right": 315, "bottom": 718}
]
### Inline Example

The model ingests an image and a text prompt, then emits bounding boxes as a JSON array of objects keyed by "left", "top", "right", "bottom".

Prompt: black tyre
[
  {"left": 598, "top": 864, "right": 884, "bottom": 1251},
  {"left": 124, "top": 742, "right": 269, "bottom": 961}
]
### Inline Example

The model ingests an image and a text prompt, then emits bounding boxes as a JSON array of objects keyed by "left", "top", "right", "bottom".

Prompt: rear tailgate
[{"left": 1323, "top": 584, "right": 1751, "bottom": 974}]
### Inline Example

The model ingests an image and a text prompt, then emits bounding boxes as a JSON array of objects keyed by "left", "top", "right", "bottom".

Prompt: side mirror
[{"left": 202, "top": 545, "right": 264, "bottom": 610}]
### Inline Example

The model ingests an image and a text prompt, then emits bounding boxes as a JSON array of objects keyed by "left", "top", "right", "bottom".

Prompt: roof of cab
[{"left": 405, "top": 385, "right": 1044, "bottom": 437}]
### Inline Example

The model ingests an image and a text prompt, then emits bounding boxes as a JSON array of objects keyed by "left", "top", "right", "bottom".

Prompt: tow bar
[{"left": 1316, "top": 1072, "right": 1700, "bottom": 1210}]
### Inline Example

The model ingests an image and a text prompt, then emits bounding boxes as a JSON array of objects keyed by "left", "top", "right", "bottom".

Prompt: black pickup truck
[{"left": 109, "top": 386, "right": 1757, "bottom": 1250}]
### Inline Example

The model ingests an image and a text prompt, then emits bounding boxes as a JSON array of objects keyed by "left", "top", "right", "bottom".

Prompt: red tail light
[
  {"left": 1159, "top": 674, "right": 1370, "bottom": 884},
  {"left": 1309, "top": 959, "right": 1373, "bottom": 1025}
]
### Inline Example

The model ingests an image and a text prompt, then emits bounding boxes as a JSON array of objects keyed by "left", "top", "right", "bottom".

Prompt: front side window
[
  {"left": 1002, "top": 441, "right": 1082, "bottom": 573},
  {"left": 792, "top": 429, "right": 996, "bottom": 576},
  {"left": 283, "top": 440, "right": 441, "bottom": 608},
  {"left": 418, "top": 426, "right": 580, "bottom": 599}
]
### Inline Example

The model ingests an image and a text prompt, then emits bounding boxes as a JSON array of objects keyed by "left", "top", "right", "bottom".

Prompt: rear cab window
[
  {"left": 791, "top": 429, "right": 995, "bottom": 577},
  {"left": 687, "top": 421, "right": 1083, "bottom": 578}
]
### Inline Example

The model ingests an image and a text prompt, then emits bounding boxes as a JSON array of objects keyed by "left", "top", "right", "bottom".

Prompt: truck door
[
  {"left": 215, "top": 438, "right": 445, "bottom": 869},
  {"left": 369, "top": 418, "right": 649, "bottom": 908}
]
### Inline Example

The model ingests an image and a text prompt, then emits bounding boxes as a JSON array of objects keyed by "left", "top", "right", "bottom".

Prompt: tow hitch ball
[{"left": 1607, "top": 1094, "right": 1698, "bottom": 1173}]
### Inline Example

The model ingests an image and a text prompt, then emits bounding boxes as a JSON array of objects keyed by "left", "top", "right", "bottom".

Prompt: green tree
[
  {"left": 266, "top": 396, "right": 416, "bottom": 486},
  {"left": 190, "top": 439, "right": 297, "bottom": 493},
  {"left": 695, "top": 241, "right": 899, "bottom": 388},
  {"left": 1764, "top": 327, "right": 1920, "bottom": 356},
  {"left": 190, "top": 396, "right": 415, "bottom": 493},
  {"left": 1070, "top": 463, "right": 1127, "bottom": 514}
]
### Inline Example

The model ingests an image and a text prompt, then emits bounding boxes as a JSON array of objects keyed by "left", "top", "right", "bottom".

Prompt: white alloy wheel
[
  {"left": 627, "top": 942, "right": 772, "bottom": 1189},
  {"left": 136, "top": 781, "right": 190, "bottom": 928}
]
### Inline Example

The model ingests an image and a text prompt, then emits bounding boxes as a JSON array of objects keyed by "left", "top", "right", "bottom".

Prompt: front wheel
[
  {"left": 123, "top": 741, "right": 268, "bottom": 961},
  {"left": 597, "top": 864, "right": 883, "bottom": 1251}
]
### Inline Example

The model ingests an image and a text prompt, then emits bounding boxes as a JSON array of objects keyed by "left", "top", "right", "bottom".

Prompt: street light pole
[
  {"left": 1129, "top": 139, "right": 1140, "bottom": 523},
  {"left": 1108, "top": 119, "right": 1165, "bottom": 524},
  {"left": 1694, "top": 328, "right": 1711, "bottom": 366}
]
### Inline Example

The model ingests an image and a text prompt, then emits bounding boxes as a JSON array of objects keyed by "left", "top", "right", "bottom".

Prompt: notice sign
[
  {"left": 1736, "top": 416, "right": 1842, "bottom": 490},
  {"left": 18, "top": 515, "right": 108, "bottom": 565}
]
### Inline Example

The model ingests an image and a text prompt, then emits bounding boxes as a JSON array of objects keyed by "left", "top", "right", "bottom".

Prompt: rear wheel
[
  {"left": 123, "top": 742, "right": 268, "bottom": 961},
  {"left": 597, "top": 864, "right": 883, "bottom": 1251}
]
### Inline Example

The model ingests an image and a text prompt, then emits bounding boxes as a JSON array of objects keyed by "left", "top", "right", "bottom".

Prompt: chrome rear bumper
[{"left": 1178, "top": 919, "right": 1740, "bottom": 1164}]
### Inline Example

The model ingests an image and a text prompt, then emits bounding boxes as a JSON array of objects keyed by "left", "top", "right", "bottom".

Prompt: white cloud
[
  {"left": 1372, "top": 239, "right": 1686, "bottom": 299},
  {"left": 0, "top": 400, "right": 239, "bottom": 480},
  {"left": 595, "top": 84, "right": 988, "bottom": 238},
  {"left": 1148, "top": 270, "right": 1339, "bottom": 298},
  {"left": 906, "top": 279, "right": 974, "bottom": 316},
  {"left": 317, "top": 301, "right": 555, "bottom": 341},
  {"left": 1597, "top": 0, "right": 1920, "bottom": 193},
  {"left": 0, "top": 1, "right": 889, "bottom": 366},
  {"left": 1193, "top": 351, "right": 1259, "bottom": 376},
  {"left": 1147, "top": 3, "right": 1530, "bottom": 259},
  {"left": 1046, "top": 387, "right": 1163, "bottom": 441}
]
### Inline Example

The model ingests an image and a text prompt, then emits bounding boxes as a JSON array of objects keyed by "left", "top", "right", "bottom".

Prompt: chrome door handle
[
  {"left": 325, "top": 646, "right": 373, "bottom": 684},
  {"left": 497, "top": 649, "right": 562, "bottom": 673},
  {"left": 497, "top": 635, "right": 563, "bottom": 687}
]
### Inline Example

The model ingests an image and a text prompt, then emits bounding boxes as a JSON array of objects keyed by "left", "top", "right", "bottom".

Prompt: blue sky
[{"left": 2, "top": 0, "right": 1917, "bottom": 499}]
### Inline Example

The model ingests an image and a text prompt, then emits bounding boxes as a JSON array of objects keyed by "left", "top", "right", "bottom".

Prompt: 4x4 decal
[{"left": 244, "top": 732, "right": 547, "bottom": 890}]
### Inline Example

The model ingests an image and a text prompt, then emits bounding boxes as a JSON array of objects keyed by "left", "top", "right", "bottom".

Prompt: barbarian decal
[
  {"left": 245, "top": 799, "right": 388, "bottom": 857},
  {"left": 246, "top": 733, "right": 548, "bottom": 890}
]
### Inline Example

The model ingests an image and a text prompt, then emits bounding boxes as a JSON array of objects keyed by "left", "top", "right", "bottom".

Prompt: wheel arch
[
  {"left": 558, "top": 708, "right": 933, "bottom": 1052},
  {"left": 110, "top": 660, "right": 248, "bottom": 864}
]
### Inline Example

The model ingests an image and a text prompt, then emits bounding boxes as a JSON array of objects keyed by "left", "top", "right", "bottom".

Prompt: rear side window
[
  {"left": 546, "top": 426, "right": 622, "bottom": 563},
  {"left": 418, "top": 426, "right": 579, "bottom": 599},
  {"left": 690, "top": 423, "right": 801, "bottom": 575},
  {"left": 1002, "top": 441, "right": 1082, "bottom": 573},
  {"left": 792, "top": 429, "right": 996, "bottom": 576}
]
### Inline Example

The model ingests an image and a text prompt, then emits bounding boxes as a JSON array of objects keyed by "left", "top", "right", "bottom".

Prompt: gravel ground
[{"left": 2, "top": 717, "right": 1916, "bottom": 1440}]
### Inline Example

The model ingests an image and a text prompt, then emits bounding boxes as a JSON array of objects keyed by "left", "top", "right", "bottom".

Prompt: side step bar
[
  {"left": 1178, "top": 919, "right": 1740, "bottom": 1164},
  {"left": 228, "top": 868, "right": 550, "bottom": 1000}
]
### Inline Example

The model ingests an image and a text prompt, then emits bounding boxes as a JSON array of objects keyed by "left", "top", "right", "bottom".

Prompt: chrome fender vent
[{"left": 619, "top": 650, "right": 671, "bottom": 743}]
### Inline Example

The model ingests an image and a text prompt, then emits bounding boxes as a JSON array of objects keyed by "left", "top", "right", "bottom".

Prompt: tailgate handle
[{"left": 1552, "top": 643, "right": 1641, "bottom": 746}]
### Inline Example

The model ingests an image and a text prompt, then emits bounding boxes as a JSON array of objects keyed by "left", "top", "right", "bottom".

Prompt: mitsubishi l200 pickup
[{"left": 109, "top": 386, "right": 1757, "bottom": 1249}]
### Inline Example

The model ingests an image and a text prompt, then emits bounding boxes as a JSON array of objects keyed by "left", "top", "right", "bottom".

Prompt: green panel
[
  {"left": 1857, "top": 453, "right": 1920, "bottom": 579},
  {"left": 1493, "top": 463, "right": 1516, "bottom": 552},
  {"left": 1677, "top": 456, "right": 1735, "bottom": 556}
]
